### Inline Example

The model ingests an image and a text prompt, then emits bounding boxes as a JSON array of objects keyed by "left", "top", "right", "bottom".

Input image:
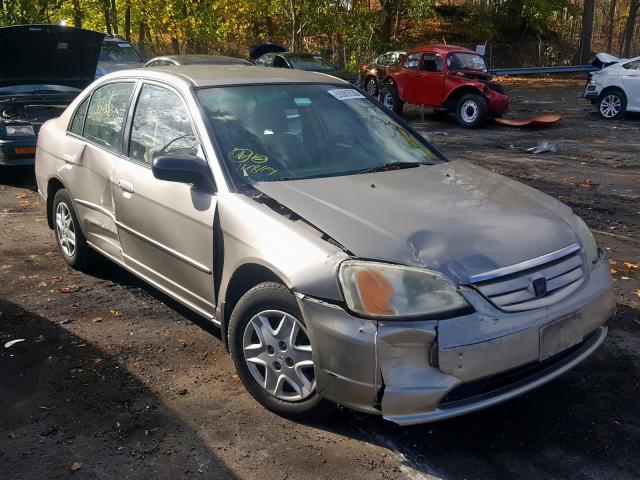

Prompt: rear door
[
  {"left": 113, "top": 81, "right": 217, "bottom": 318},
  {"left": 63, "top": 81, "right": 136, "bottom": 261},
  {"left": 413, "top": 53, "right": 445, "bottom": 107},
  {"left": 621, "top": 60, "right": 640, "bottom": 110}
]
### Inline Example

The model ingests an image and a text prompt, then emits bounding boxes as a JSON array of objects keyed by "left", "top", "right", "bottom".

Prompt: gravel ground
[{"left": 1, "top": 78, "right": 639, "bottom": 480}]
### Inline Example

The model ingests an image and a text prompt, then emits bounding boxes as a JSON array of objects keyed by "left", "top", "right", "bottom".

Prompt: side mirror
[{"left": 152, "top": 155, "right": 216, "bottom": 192}]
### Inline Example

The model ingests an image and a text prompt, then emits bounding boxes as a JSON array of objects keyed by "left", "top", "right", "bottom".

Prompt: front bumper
[
  {"left": 485, "top": 89, "right": 509, "bottom": 116},
  {"left": 297, "top": 259, "right": 615, "bottom": 425},
  {"left": 0, "top": 138, "right": 36, "bottom": 166}
]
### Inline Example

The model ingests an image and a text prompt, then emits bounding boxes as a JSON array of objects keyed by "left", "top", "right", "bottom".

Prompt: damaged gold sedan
[{"left": 35, "top": 65, "right": 615, "bottom": 425}]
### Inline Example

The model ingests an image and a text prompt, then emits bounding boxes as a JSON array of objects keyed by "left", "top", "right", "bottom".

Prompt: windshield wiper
[{"left": 356, "top": 161, "right": 425, "bottom": 174}]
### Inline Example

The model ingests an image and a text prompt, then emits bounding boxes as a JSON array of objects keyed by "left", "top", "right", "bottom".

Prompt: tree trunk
[
  {"left": 289, "top": 0, "right": 297, "bottom": 51},
  {"left": 72, "top": 0, "right": 82, "bottom": 27},
  {"left": 577, "top": 0, "right": 595, "bottom": 64},
  {"left": 379, "top": 0, "right": 396, "bottom": 44},
  {"left": 606, "top": 0, "right": 617, "bottom": 52},
  {"left": 110, "top": 0, "right": 119, "bottom": 35},
  {"left": 103, "top": 5, "right": 112, "bottom": 36},
  {"left": 137, "top": 18, "right": 146, "bottom": 54},
  {"left": 622, "top": 0, "right": 639, "bottom": 57},
  {"left": 124, "top": 0, "right": 131, "bottom": 40}
]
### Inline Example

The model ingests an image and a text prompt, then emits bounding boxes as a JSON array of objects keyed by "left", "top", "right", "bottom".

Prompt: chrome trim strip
[
  {"left": 74, "top": 199, "right": 116, "bottom": 221},
  {"left": 467, "top": 243, "right": 581, "bottom": 284},
  {"left": 116, "top": 221, "right": 212, "bottom": 275},
  {"left": 87, "top": 241, "right": 219, "bottom": 325}
]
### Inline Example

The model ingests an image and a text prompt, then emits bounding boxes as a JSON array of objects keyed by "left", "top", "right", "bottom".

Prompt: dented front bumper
[{"left": 296, "top": 259, "right": 615, "bottom": 425}]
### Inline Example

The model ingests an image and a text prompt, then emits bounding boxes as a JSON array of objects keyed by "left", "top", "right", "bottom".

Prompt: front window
[
  {"left": 446, "top": 53, "right": 487, "bottom": 72},
  {"left": 129, "top": 84, "right": 198, "bottom": 164},
  {"left": 196, "top": 84, "right": 442, "bottom": 186},
  {"left": 403, "top": 53, "right": 421, "bottom": 70},
  {"left": 287, "top": 56, "right": 336, "bottom": 72},
  {"left": 99, "top": 42, "right": 144, "bottom": 63}
]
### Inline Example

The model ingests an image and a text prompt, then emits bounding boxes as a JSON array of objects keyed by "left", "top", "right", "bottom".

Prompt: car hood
[
  {"left": 0, "top": 25, "right": 104, "bottom": 89},
  {"left": 254, "top": 161, "right": 580, "bottom": 284}
]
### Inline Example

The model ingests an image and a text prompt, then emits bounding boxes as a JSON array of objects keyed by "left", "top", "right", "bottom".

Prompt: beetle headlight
[
  {"left": 5, "top": 125, "right": 35, "bottom": 136},
  {"left": 338, "top": 260, "right": 470, "bottom": 319}
]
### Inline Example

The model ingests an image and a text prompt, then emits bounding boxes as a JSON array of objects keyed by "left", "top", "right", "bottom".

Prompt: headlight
[
  {"left": 5, "top": 125, "right": 35, "bottom": 136},
  {"left": 338, "top": 260, "right": 470, "bottom": 319},
  {"left": 570, "top": 215, "right": 598, "bottom": 265}
]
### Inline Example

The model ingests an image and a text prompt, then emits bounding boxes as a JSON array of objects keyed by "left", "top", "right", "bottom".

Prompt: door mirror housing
[{"left": 152, "top": 155, "right": 216, "bottom": 192}]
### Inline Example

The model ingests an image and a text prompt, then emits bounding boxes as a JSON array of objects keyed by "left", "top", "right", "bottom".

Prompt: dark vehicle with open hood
[
  {"left": 0, "top": 24, "right": 103, "bottom": 168},
  {"left": 380, "top": 44, "right": 509, "bottom": 128}
]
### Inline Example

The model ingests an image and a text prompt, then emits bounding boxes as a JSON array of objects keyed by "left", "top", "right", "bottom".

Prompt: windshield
[
  {"left": 288, "top": 56, "right": 336, "bottom": 72},
  {"left": 196, "top": 84, "right": 442, "bottom": 186},
  {"left": 447, "top": 53, "right": 487, "bottom": 72},
  {"left": 99, "top": 42, "right": 143, "bottom": 63},
  {"left": 0, "top": 84, "right": 81, "bottom": 95}
]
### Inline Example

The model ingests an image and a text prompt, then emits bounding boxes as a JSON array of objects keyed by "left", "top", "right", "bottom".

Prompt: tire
[
  {"left": 365, "top": 76, "right": 378, "bottom": 96},
  {"left": 52, "top": 188, "right": 94, "bottom": 270},
  {"left": 228, "top": 282, "right": 335, "bottom": 421},
  {"left": 380, "top": 83, "right": 404, "bottom": 115},
  {"left": 456, "top": 93, "right": 488, "bottom": 128},
  {"left": 598, "top": 89, "right": 627, "bottom": 120}
]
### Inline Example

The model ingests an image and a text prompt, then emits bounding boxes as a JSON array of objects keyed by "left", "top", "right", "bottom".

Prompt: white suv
[{"left": 585, "top": 56, "right": 640, "bottom": 119}]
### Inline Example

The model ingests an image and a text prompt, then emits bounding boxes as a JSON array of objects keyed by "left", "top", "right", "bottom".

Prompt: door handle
[
  {"left": 117, "top": 179, "right": 134, "bottom": 194},
  {"left": 62, "top": 153, "right": 76, "bottom": 165}
]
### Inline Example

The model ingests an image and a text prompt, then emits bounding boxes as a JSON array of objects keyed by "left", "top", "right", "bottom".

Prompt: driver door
[
  {"left": 113, "top": 82, "right": 217, "bottom": 318},
  {"left": 413, "top": 54, "right": 445, "bottom": 107}
]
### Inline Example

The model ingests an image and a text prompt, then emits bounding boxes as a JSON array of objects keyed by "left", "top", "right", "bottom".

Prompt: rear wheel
[
  {"left": 228, "top": 282, "right": 334, "bottom": 421},
  {"left": 52, "top": 189, "right": 94, "bottom": 270},
  {"left": 598, "top": 89, "right": 626, "bottom": 119},
  {"left": 456, "top": 93, "right": 488, "bottom": 128},
  {"left": 380, "top": 83, "right": 404, "bottom": 115}
]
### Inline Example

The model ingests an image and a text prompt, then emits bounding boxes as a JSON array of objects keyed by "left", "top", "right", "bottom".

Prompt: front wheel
[
  {"left": 598, "top": 90, "right": 627, "bottom": 119},
  {"left": 379, "top": 83, "right": 404, "bottom": 115},
  {"left": 228, "top": 282, "right": 334, "bottom": 421},
  {"left": 456, "top": 93, "right": 488, "bottom": 128}
]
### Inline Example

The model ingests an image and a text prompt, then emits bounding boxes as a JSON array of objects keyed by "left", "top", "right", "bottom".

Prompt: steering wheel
[{"left": 157, "top": 134, "right": 197, "bottom": 155}]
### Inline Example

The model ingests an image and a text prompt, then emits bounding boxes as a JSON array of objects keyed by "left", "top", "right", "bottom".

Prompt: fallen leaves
[
  {"left": 91, "top": 316, "right": 103, "bottom": 323},
  {"left": 58, "top": 285, "right": 79, "bottom": 294},
  {"left": 110, "top": 309, "right": 122, "bottom": 317},
  {"left": 69, "top": 462, "right": 83, "bottom": 472},
  {"left": 580, "top": 179, "right": 598, "bottom": 188},
  {"left": 622, "top": 262, "right": 638, "bottom": 270}
]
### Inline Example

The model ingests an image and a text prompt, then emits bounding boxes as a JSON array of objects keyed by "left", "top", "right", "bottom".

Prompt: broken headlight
[
  {"left": 338, "top": 260, "right": 470, "bottom": 319},
  {"left": 5, "top": 125, "right": 35, "bottom": 136}
]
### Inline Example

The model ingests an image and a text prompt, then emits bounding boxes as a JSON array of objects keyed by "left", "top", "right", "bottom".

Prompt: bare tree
[
  {"left": 622, "top": 0, "right": 639, "bottom": 57},
  {"left": 606, "top": 0, "right": 617, "bottom": 52},
  {"left": 578, "top": 0, "right": 595, "bottom": 64}
]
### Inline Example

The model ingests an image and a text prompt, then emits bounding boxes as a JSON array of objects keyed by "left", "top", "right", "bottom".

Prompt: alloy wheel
[
  {"left": 55, "top": 201, "right": 76, "bottom": 257},
  {"left": 461, "top": 99, "right": 479, "bottom": 124},
  {"left": 242, "top": 310, "right": 315, "bottom": 401},
  {"left": 600, "top": 94, "right": 622, "bottom": 118},
  {"left": 366, "top": 77, "right": 377, "bottom": 95}
]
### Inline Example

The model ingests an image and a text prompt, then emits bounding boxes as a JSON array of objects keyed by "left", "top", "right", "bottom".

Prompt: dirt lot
[{"left": 1, "top": 78, "right": 639, "bottom": 480}]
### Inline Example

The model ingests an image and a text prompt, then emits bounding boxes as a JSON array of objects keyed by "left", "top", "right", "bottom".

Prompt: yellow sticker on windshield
[{"left": 228, "top": 148, "right": 278, "bottom": 177}]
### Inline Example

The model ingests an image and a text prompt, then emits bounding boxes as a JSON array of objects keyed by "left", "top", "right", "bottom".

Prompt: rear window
[{"left": 83, "top": 82, "right": 135, "bottom": 152}]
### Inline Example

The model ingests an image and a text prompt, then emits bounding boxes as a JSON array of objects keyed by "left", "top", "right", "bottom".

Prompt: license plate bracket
[{"left": 539, "top": 311, "right": 584, "bottom": 361}]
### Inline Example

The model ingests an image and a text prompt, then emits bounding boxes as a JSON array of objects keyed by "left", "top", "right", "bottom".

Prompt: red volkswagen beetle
[{"left": 379, "top": 44, "right": 509, "bottom": 128}]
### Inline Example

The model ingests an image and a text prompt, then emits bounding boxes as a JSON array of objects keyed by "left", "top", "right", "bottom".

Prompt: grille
[{"left": 469, "top": 244, "right": 585, "bottom": 312}]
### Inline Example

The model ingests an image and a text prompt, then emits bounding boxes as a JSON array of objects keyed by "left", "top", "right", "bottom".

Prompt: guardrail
[{"left": 490, "top": 65, "right": 598, "bottom": 76}]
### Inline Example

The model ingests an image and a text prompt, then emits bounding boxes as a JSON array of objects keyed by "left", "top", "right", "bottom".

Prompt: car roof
[
  {"left": 150, "top": 54, "right": 251, "bottom": 65},
  {"left": 111, "top": 64, "right": 348, "bottom": 87},
  {"left": 406, "top": 44, "right": 476, "bottom": 55}
]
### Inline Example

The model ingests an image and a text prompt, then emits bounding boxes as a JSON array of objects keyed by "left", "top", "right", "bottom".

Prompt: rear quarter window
[{"left": 68, "top": 96, "right": 90, "bottom": 135}]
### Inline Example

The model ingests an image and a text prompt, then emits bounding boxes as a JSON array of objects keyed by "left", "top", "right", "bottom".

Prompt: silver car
[{"left": 35, "top": 65, "right": 615, "bottom": 425}]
